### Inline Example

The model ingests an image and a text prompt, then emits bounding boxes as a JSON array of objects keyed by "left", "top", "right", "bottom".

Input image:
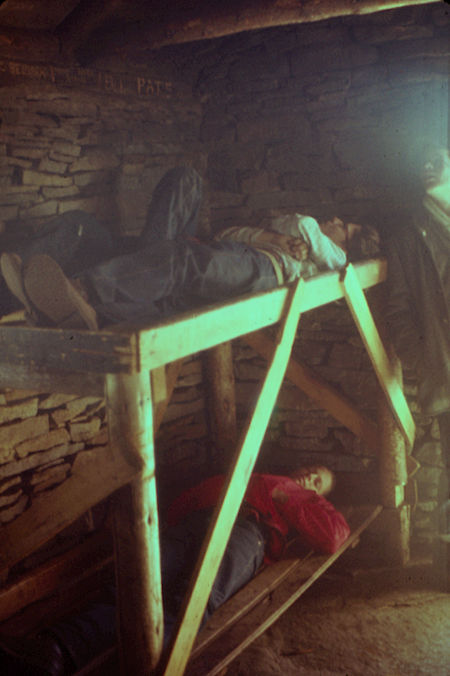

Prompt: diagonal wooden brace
[
  {"left": 162, "top": 277, "right": 307, "bottom": 676},
  {"left": 340, "top": 263, "right": 415, "bottom": 449}
]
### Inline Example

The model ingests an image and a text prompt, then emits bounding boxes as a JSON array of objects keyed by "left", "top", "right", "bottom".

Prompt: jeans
[
  {"left": 80, "top": 238, "right": 277, "bottom": 325},
  {"left": 0, "top": 210, "right": 115, "bottom": 314},
  {"left": 49, "top": 512, "right": 265, "bottom": 670},
  {"left": 0, "top": 167, "right": 278, "bottom": 322},
  {"left": 76, "top": 165, "right": 277, "bottom": 325}
]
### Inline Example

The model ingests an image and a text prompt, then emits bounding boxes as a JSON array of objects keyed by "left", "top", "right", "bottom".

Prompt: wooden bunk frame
[{"left": 0, "top": 258, "right": 414, "bottom": 676}]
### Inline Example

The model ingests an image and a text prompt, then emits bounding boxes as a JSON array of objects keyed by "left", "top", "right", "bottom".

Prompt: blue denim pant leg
[
  {"left": 49, "top": 514, "right": 265, "bottom": 668},
  {"left": 140, "top": 167, "right": 203, "bottom": 244},
  {"left": 78, "top": 239, "right": 278, "bottom": 325},
  {"left": 205, "top": 516, "right": 265, "bottom": 622},
  {"left": 12, "top": 210, "right": 115, "bottom": 275}
]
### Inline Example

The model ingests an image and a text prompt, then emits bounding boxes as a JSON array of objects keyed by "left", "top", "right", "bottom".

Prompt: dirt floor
[{"left": 226, "top": 560, "right": 450, "bottom": 676}]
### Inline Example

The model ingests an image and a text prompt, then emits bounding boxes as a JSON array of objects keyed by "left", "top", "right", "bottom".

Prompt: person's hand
[{"left": 259, "top": 231, "right": 309, "bottom": 261}]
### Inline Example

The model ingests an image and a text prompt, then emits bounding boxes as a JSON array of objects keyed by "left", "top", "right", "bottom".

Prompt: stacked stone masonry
[{"left": 0, "top": 4, "right": 448, "bottom": 562}]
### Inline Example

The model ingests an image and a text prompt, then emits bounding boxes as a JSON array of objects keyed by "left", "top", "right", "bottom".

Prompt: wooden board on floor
[{"left": 186, "top": 504, "right": 382, "bottom": 676}]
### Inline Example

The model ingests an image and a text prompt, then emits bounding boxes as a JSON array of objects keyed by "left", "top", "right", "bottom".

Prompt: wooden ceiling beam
[{"left": 130, "top": 0, "right": 440, "bottom": 50}]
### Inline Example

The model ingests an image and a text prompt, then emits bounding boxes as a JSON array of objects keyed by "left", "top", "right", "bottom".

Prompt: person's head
[
  {"left": 420, "top": 145, "right": 450, "bottom": 193},
  {"left": 290, "top": 465, "right": 335, "bottom": 497},
  {"left": 319, "top": 217, "right": 380, "bottom": 261}
]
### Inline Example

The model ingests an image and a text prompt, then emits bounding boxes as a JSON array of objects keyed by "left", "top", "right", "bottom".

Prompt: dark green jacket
[{"left": 385, "top": 205, "right": 450, "bottom": 416}]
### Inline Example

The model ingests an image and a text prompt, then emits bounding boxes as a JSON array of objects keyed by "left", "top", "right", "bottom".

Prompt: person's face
[
  {"left": 291, "top": 466, "right": 333, "bottom": 496},
  {"left": 319, "top": 218, "right": 362, "bottom": 252},
  {"left": 421, "top": 147, "right": 450, "bottom": 191}
]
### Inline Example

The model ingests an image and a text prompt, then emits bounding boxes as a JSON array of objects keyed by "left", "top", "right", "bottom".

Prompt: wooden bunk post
[
  {"left": 203, "top": 343, "right": 237, "bottom": 469},
  {"left": 376, "top": 348, "right": 410, "bottom": 565},
  {"left": 105, "top": 371, "right": 163, "bottom": 674}
]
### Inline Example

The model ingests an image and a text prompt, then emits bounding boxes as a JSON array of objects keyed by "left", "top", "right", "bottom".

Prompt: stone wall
[
  {"left": 0, "top": 4, "right": 448, "bottom": 561},
  {"left": 189, "top": 3, "right": 448, "bottom": 549},
  {"left": 0, "top": 79, "right": 204, "bottom": 238}
]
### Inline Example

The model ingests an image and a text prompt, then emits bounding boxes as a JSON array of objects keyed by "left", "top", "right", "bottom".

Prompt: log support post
[
  {"left": 203, "top": 343, "right": 237, "bottom": 471},
  {"left": 377, "top": 349, "right": 410, "bottom": 565},
  {"left": 105, "top": 371, "right": 163, "bottom": 674}
]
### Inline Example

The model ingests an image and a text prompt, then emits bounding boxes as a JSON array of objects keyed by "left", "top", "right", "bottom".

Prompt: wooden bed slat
[{"left": 186, "top": 505, "right": 382, "bottom": 676}]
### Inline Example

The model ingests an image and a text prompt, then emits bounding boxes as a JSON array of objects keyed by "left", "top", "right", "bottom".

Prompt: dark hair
[{"left": 347, "top": 224, "right": 381, "bottom": 262}]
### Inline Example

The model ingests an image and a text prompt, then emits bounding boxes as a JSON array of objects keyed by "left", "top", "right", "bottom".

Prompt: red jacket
[{"left": 166, "top": 473, "right": 350, "bottom": 561}]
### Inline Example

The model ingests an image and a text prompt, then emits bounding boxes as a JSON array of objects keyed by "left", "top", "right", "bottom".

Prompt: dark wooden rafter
[
  {"left": 0, "top": 0, "right": 439, "bottom": 63},
  {"left": 132, "top": 0, "right": 439, "bottom": 50}
]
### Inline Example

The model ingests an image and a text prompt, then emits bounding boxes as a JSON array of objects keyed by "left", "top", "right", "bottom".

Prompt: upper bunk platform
[{"left": 0, "top": 258, "right": 387, "bottom": 383}]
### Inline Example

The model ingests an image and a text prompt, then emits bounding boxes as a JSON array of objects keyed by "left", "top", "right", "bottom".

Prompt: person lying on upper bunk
[
  {"left": 0, "top": 167, "right": 379, "bottom": 331},
  {"left": 0, "top": 465, "right": 350, "bottom": 676}
]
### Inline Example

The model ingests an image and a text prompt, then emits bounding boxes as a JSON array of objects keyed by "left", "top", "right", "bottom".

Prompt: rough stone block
[
  {"left": 0, "top": 398, "right": 39, "bottom": 425},
  {"left": 38, "top": 157, "right": 68, "bottom": 174},
  {"left": 58, "top": 196, "right": 99, "bottom": 214},
  {"left": 0, "top": 476, "right": 21, "bottom": 493},
  {"left": 69, "top": 150, "right": 120, "bottom": 173},
  {"left": 52, "top": 142, "right": 82, "bottom": 158},
  {"left": 414, "top": 440, "right": 442, "bottom": 466},
  {"left": 15, "top": 428, "right": 70, "bottom": 459},
  {"left": 0, "top": 441, "right": 84, "bottom": 479},
  {"left": 12, "top": 147, "right": 47, "bottom": 160},
  {"left": 20, "top": 200, "right": 58, "bottom": 219},
  {"left": 69, "top": 417, "right": 101, "bottom": 442},
  {"left": 74, "top": 171, "right": 107, "bottom": 187},
  {"left": 23, "top": 170, "right": 72, "bottom": 187},
  {"left": 39, "top": 393, "right": 79, "bottom": 409},
  {"left": 0, "top": 489, "right": 22, "bottom": 508},
  {"left": 0, "top": 494, "right": 28, "bottom": 524},
  {"left": 51, "top": 397, "right": 102, "bottom": 425},
  {"left": 42, "top": 185, "right": 79, "bottom": 199},
  {"left": 0, "top": 205, "right": 19, "bottom": 220},
  {"left": 0, "top": 415, "right": 49, "bottom": 464},
  {"left": 31, "top": 463, "right": 71, "bottom": 492},
  {"left": 162, "top": 398, "right": 205, "bottom": 424}
]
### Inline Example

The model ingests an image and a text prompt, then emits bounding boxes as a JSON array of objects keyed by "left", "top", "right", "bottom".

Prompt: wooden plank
[
  {"left": 0, "top": 362, "right": 104, "bottom": 397},
  {"left": 340, "top": 264, "right": 415, "bottom": 448},
  {"left": 0, "top": 531, "right": 113, "bottom": 622},
  {"left": 0, "top": 325, "right": 137, "bottom": 374},
  {"left": 163, "top": 277, "right": 307, "bottom": 676},
  {"left": 191, "top": 557, "right": 307, "bottom": 659},
  {"left": 0, "top": 260, "right": 385, "bottom": 377},
  {"left": 186, "top": 505, "right": 383, "bottom": 676},
  {"left": 139, "top": 259, "right": 387, "bottom": 371},
  {"left": 0, "top": 444, "right": 138, "bottom": 573},
  {"left": 153, "top": 359, "right": 184, "bottom": 431},
  {"left": 105, "top": 372, "right": 163, "bottom": 674},
  {"left": 244, "top": 331, "right": 379, "bottom": 454},
  {"left": 151, "top": 365, "right": 167, "bottom": 404}
]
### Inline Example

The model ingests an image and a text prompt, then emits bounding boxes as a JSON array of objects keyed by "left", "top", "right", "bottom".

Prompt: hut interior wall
[{"left": 0, "top": 3, "right": 448, "bottom": 586}]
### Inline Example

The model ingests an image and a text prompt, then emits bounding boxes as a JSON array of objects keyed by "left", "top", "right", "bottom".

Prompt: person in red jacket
[{"left": 0, "top": 465, "right": 350, "bottom": 676}]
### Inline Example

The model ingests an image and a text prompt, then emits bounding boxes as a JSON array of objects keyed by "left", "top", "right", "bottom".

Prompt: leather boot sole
[
  {"left": 23, "top": 254, "right": 98, "bottom": 331},
  {"left": 0, "top": 252, "right": 36, "bottom": 320}
]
